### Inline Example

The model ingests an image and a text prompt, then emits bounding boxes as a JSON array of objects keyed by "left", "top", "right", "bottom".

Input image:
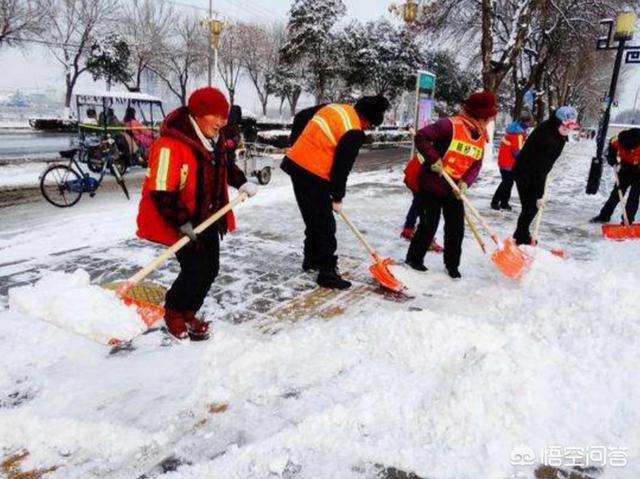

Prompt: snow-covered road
[{"left": 0, "top": 142, "right": 638, "bottom": 479}]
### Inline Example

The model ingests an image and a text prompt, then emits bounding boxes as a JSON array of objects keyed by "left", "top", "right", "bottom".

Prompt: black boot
[
  {"left": 317, "top": 267, "right": 351, "bottom": 290},
  {"left": 501, "top": 203, "right": 512, "bottom": 211},
  {"left": 405, "top": 258, "right": 428, "bottom": 272},
  {"left": 490, "top": 202, "right": 501, "bottom": 210},
  {"left": 446, "top": 267, "right": 462, "bottom": 279},
  {"left": 589, "top": 214, "right": 609, "bottom": 224}
]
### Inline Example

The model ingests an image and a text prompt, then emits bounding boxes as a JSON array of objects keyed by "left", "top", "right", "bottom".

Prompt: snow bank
[{"left": 8, "top": 270, "right": 146, "bottom": 344}]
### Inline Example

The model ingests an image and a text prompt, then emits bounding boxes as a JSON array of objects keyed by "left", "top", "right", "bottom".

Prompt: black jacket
[
  {"left": 282, "top": 104, "right": 366, "bottom": 201},
  {"left": 513, "top": 116, "right": 567, "bottom": 198}
]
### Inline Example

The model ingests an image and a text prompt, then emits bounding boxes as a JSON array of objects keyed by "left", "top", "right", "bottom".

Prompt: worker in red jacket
[
  {"left": 491, "top": 110, "right": 533, "bottom": 210},
  {"left": 404, "top": 91, "right": 497, "bottom": 279},
  {"left": 590, "top": 128, "right": 640, "bottom": 223},
  {"left": 137, "top": 87, "right": 258, "bottom": 341}
]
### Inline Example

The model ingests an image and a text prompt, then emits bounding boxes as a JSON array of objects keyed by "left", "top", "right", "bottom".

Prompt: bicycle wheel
[{"left": 40, "top": 164, "right": 83, "bottom": 207}]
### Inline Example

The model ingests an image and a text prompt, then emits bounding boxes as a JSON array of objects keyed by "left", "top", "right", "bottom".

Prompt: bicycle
[{"left": 40, "top": 137, "right": 130, "bottom": 208}]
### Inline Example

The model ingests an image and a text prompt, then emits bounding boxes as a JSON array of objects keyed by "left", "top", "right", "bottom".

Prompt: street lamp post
[
  {"left": 208, "top": 18, "right": 224, "bottom": 87},
  {"left": 586, "top": 11, "right": 640, "bottom": 195}
]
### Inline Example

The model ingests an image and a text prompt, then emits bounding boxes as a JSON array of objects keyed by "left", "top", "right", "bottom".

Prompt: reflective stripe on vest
[
  {"left": 155, "top": 147, "right": 171, "bottom": 191},
  {"left": 287, "top": 104, "right": 362, "bottom": 180},
  {"left": 442, "top": 117, "right": 485, "bottom": 180}
]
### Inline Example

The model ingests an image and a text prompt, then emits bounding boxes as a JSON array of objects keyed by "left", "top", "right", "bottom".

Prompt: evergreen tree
[
  {"left": 280, "top": 0, "right": 346, "bottom": 103},
  {"left": 86, "top": 33, "right": 132, "bottom": 89}
]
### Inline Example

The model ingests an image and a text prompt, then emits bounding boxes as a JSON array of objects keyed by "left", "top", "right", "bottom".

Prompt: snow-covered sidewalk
[{"left": 0, "top": 141, "right": 638, "bottom": 479}]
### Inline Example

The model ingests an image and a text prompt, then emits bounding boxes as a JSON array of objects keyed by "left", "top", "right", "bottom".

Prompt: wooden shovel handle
[
  {"left": 338, "top": 209, "right": 378, "bottom": 258},
  {"left": 126, "top": 193, "right": 248, "bottom": 287},
  {"left": 613, "top": 164, "right": 631, "bottom": 226},
  {"left": 440, "top": 170, "right": 500, "bottom": 246}
]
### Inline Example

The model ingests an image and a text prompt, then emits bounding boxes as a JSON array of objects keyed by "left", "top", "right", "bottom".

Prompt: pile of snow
[{"left": 8, "top": 270, "right": 145, "bottom": 344}]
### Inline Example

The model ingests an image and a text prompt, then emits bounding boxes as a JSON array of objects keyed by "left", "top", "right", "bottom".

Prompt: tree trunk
[
  {"left": 261, "top": 97, "right": 268, "bottom": 117},
  {"left": 228, "top": 88, "right": 235, "bottom": 106},
  {"left": 480, "top": 0, "right": 495, "bottom": 90},
  {"left": 288, "top": 89, "right": 301, "bottom": 117}
]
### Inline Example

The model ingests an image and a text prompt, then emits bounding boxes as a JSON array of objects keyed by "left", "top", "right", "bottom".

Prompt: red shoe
[
  {"left": 164, "top": 309, "right": 188, "bottom": 340},
  {"left": 184, "top": 311, "right": 210, "bottom": 340},
  {"left": 429, "top": 240, "right": 444, "bottom": 253},
  {"left": 400, "top": 227, "right": 414, "bottom": 240}
]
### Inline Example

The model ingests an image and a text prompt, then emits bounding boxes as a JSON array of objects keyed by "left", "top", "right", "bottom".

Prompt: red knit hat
[
  {"left": 464, "top": 90, "right": 498, "bottom": 120},
  {"left": 188, "top": 87, "right": 229, "bottom": 118}
]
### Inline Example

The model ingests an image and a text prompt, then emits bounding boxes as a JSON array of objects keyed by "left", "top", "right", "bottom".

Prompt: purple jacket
[{"left": 415, "top": 118, "right": 483, "bottom": 197}]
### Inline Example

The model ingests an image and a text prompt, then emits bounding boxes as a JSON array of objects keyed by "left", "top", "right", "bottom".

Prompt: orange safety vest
[
  {"left": 613, "top": 138, "right": 640, "bottom": 166},
  {"left": 287, "top": 104, "right": 362, "bottom": 180},
  {"left": 497, "top": 131, "right": 526, "bottom": 170},
  {"left": 442, "top": 116, "right": 485, "bottom": 180}
]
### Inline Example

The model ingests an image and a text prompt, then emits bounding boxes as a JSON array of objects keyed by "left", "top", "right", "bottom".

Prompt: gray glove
[{"left": 179, "top": 222, "right": 198, "bottom": 242}]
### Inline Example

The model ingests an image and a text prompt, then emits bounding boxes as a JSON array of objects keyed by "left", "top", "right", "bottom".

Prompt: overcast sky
[{"left": 0, "top": 0, "right": 639, "bottom": 114}]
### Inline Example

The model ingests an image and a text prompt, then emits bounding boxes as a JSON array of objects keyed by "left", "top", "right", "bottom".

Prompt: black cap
[{"left": 355, "top": 95, "right": 390, "bottom": 127}]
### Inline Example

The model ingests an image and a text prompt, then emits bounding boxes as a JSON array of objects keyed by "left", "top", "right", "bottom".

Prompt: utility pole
[{"left": 208, "top": 0, "right": 213, "bottom": 86}]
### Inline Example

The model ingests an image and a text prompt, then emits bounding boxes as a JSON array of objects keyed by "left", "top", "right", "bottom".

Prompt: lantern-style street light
[
  {"left": 206, "top": 17, "right": 224, "bottom": 87},
  {"left": 389, "top": 0, "right": 421, "bottom": 24},
  {"left": 586, "top": 11, "right": 639, "bottom": 195}
]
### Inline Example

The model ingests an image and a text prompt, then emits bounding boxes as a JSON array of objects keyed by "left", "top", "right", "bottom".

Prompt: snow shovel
[
  {"left": 106, "top": 192, "right": 249, "bottom": 342},
  {"left": 440, "top": 170, "right": 530, "bottom": 279},
  {"left": 465, "top": 211, "right": 486, "bottom": 253},
  {"left": 601, "top": 164, "right": 640, "bottom": 240},
  {"left": 337, "top": 209, "right": 404, "bottom": 292}
]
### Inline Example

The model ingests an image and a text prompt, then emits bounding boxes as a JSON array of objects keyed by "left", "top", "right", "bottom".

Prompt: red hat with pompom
[
  {"left": 463, "top": 90, "right": 498, "bottom": 120},
  {"left": 187, "top": 87, "right": 229, "bottom": 118}
]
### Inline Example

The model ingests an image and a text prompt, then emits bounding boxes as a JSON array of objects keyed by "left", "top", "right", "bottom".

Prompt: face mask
[{"left": 559, "top": 125, "right": 571, "bottom": 136}]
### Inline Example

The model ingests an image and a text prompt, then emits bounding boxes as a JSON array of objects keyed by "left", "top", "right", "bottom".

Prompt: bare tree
[
  {"left": 238, "top": 22, "right": 283, "bottom": 117},
  {"left": 37, "top": 0, "right": 118, "bottom": 117},
  {"left": 419, "top": 0, "right": 539, "bottom": 91},
  {"left": 217, "top": 22, "right": 243, "bottom": 106},
  {"left": 0, "top": 0, "right": 47, "bottom": 47},
  {"left": 117, "top": 0, "right": 174, "bottom": 92},
  {"left": 148, "top": 12, "right": 206, "bottom": 106}
]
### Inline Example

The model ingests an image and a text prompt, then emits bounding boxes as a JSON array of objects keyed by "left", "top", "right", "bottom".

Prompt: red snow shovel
[
  {"left": 440, "top": 170, "right": 531, "bottom": 279},
  {"left": 337, "top": 209, "right": 404, "bottom": 292},
  {"left": 106, "top": 193, "right": 249, "bottom": 344},
  {"left": 602, "top": 164, "right": 640, "bottom": 240}
]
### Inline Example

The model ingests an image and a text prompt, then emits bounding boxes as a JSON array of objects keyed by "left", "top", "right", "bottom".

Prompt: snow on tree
[
  {"left": 237, "top": 22, "right": 284, "bottom": 117},
  {"left": 338, "top": 19, "right": 424, "bottom": 100},
  {"left": 0, "top": 0, "right": 47, "bottom": 48},
  {"left": 116, "top": 0, "right": 174, "bottom": 92},
  {"left": 217, "top": 22, "right": 244, "bottom": 106},
  {"left": 280, "top": 0, "right": 347, "bottom": 103},
  {"left": 147, "top": 12, "right": 206, "bottom": 106},
  {"left": 36, "top": 0, "right": 119, "bottom": 118},
  {"left": 86, "top": 33, "right": 132, "bottom": 90}
]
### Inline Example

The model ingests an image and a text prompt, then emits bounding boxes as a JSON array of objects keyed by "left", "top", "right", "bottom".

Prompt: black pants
[
  {"left": 290, "top": 172, "right": 337, "bottom": 270},
  {"left": 513, "top": 179, "right": 539, "bottom": 245},
  {"left": 406, "top": 191, "right": 464, "bottom": 269},
  {"left": 165, "top": 231, "right": 220, "bottom": 312},
  {"left": 598, "top": 167, "right": 640, "bottom": 222},
  {"left": 491, "top": 169, "right": 514, "bottom": 207}
]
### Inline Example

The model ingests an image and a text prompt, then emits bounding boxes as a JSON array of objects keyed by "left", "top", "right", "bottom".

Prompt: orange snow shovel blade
[
  {"left": 490, "top": 238, "right": 531, "bottom": 279},
  {"left": 602, "top": 223, "right": 640, "bottom": 240},
  {"left": 368, "top": 257, "right": 404, "bottom": 292},
  {"left": 103, "top": 281, "right": 166, "bottom": 344}
]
